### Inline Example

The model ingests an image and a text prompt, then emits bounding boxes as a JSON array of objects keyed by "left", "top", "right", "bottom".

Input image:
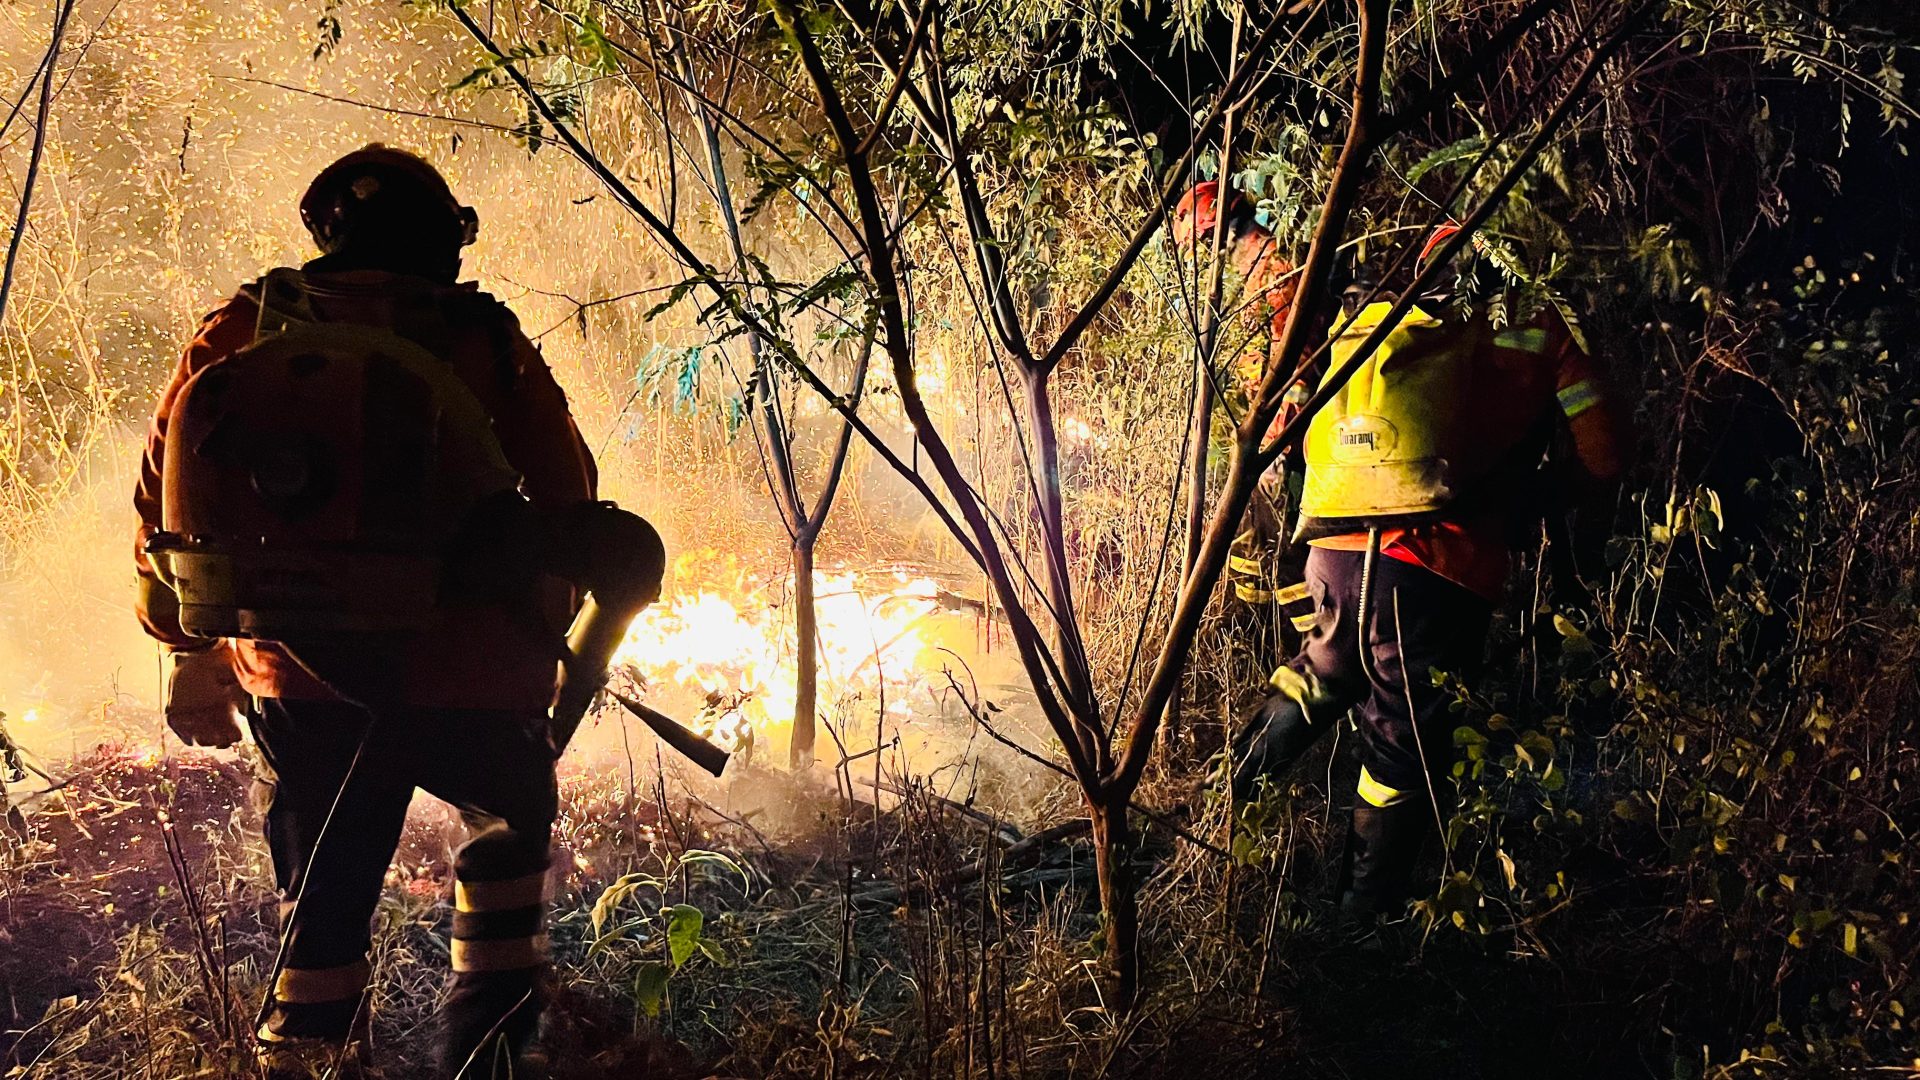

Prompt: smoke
[
  {"left": 0, "top": 0, "right": 647, "bottom": 743},
  {"left": 0, "top": 1, "right": 1043, "bottom": 807}
]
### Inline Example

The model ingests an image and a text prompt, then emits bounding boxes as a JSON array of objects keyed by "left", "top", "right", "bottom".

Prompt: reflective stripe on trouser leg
[
  {"left": 451, "top": 868, "right": 550, "bottom": 974},
  {"left": 1557, "top": 378, "right": 1601, "bottom": 418},
  {"left": 445, "top": 845, "right": 552, "bottom": 1074},
  {"left": 259, "top": 958, "right": 371, "bottom": 1043},
  {"left": 1493, "top": 326, "right": 1550, "bottom": 353},
  {"left": 1356, "top": 764, "right": 1410, "bottom": 808}
]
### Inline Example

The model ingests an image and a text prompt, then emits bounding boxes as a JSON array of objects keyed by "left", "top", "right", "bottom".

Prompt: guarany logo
[{"left": 1331, "top": 415, "right": 1397, "bottom": 461}]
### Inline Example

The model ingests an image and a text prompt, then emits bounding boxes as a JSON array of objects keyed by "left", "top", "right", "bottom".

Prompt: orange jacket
[
  {"left": 135, "top": 269, "right": 598, "bottom": 710},
  {"left": 1225, "top": 226, "right": 1299, "bottom": 394},
  {"left": 1312, "top": 309, "right": 1623, "bottom": 600}
]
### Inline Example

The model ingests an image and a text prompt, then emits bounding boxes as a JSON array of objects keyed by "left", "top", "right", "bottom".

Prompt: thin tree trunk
[
  {"left": 1167, "top": 2, "right": 1244, "bottom": 760},
  {"left": 1184, "top": 359, "right": 1220, "bottom": 492},
  {"left": 1165, "top": 359, "right": 1212, "bottom": 752},
  {"left": 1020, "top": 374, "right": 1099, "bottom": 753},
  {"left": 670, "top": 35, "right": 854, "bottom": 772},
  {"left": 791, "top": 537, "right": 819, "bottom": 768},
  {"left": 1089, "top": 795, "right": 1139, "bottom": 1010}
]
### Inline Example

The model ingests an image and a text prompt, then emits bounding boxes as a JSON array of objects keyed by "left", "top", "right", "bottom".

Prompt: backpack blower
[{"left": 143, "top": 269, "right": 724, "bottom": 773}]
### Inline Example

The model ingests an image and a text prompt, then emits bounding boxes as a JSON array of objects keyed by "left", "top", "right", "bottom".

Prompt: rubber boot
[
  {"left": 442, "top": 823, "right": 553, "bottom": 1079},
  {"left": 441, "top": 968, "right": 548, "bottom": 1079},
  {"left": 256, "top": 1034, "right": 371, "bottom": 1080},
  {"left": 1336, "top": 801, "right": 1429, "bottom": 923}
]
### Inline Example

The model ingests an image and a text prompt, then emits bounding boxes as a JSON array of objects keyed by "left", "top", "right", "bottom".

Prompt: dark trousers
[
  {"left": 250, "top": 698, "right": 557, "bottom": 1074},
  {"left": 1232, "top": 546, "right": 1493, "bottom": 802}
]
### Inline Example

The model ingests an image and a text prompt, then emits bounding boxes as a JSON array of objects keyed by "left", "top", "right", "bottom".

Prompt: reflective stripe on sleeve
[
  {"left": 1356, "top": 765, "right": 1409, "bottom": 808},
  {"left": 454, "top": 871, "right": 548, "bottom": 913},
  {"left": 1557, "top": 379, "right": 1601, "bottom": 419},
  {"left": 450, "top": 934, "right": 550, "bottom": 973},
  {"left": 1227, "top": 554, "right": 1265, "bottom": 577},
  {"left": 1290, "top": 612, "right": 1318, "bottom": 633},
  {"left": 273, "top": 959, "right": 371, "bottom": 1005},
  {"left": 1275, "top": 581, "right": 1311, "bottom": 606},
  {"left": 1492, "top": 327, "right": 1550, "bottom": 353},
  {"left": 1234, "top": 584, "right": 1274, "bottom": 603}
]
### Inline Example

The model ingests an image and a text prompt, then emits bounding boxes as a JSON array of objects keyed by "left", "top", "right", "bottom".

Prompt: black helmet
[{"left": 298, "top": 145, "right": 479, "bottom": 263}]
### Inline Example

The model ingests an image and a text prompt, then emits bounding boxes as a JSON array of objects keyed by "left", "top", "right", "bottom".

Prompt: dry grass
[{"left": 0, "top": 711, "right": 1306, "bottom": 1079}]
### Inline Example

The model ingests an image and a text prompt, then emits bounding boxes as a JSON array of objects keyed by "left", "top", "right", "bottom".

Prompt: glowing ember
[{"left": 611, "top": 549, "right": 959, "bottom": 760}]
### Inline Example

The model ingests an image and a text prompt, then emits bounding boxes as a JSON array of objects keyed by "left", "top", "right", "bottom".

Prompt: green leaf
[
  {"left": 1231, "top": 831, "right": 1259, "bottom": 865},
  {"left": 723, "top": 395, "right": 747, "bottom": 438},
  {"left": 1519, "top": 730, "right": 1557, "bottom": 763},
  {"left": 1452, "top": 726, "right": 1488, "bottom": 747},
  {"left": 1407, "top": 135, "right": 1488, "bottom": 184},
  {"left": 1612, "top": 794, "right": 1652, "bottom": 823},
  {"left": 644, "top": 279, "right": 698, "bottom": 321},
  {"left": 591, "top": 873, "right": 656, "bottom": 938},
  {"left": 633, "top": 960, "right": 670, "bottom": 1018},
  {"left": 567, "top": 10, "right": 622, "bottom": 75},
  {"left": 586, "top": 917, "right": 649, "bottom": 958},
  {"left": 665, "top": 904, "right": 704, "bottom": 969},
  {"left": 679, "top": 849, "right": 750, "bottom": 892}
]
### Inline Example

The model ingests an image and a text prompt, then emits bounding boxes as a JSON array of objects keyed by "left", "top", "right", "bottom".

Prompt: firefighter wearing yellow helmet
[{"left": 1230, "top": 223, "right": 1624, "bottom": 920}]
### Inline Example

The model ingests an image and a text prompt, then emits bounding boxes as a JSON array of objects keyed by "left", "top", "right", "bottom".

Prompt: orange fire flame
[{"left": 610, "top": 549, "right": 966, "bottom": 762}]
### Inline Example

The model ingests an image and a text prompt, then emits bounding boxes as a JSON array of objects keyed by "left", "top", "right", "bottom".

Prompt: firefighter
[
  {"left": 1170, "top": 182, "right": 1316, "bottom": 664},
  {"left": 134, "top": 145, "right": 598, "bottom": 1076},
  {"left": 0, "top": 711, "right": 24, "bottom": 786},
  {"left": 1229, "top": 224, "right": 1624, "bottom": 921},
  {"left": 0, "top": 711, "right": 27, "bottom": 843}
]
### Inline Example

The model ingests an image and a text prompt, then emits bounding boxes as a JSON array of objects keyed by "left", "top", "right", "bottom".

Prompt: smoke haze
[{"left": 0, "top": 1, "right": 1023, "bottom": 800}]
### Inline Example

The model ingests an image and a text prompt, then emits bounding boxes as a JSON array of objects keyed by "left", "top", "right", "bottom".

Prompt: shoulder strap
[{"left": 251, "top": 268, "right": 318, "bottom": 342}]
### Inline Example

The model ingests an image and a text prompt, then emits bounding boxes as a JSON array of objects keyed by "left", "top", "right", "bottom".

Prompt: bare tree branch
[
  {"left": 1114, "top": 0, "right": 1392, "bottom": 799},
  {"left": 765, "top": 0, "right": 1098, "bottom": 786},
  {"left": 1376, "top": 0, "right": 1576, "bottom": 140},
  {"left": 0, "top": 0, "right": 75, "bottom": 334},
  {"left": 443, "top": 0, "right": 989, "bottom": 575}
]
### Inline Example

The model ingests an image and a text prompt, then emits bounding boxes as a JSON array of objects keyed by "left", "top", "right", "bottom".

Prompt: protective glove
[{"left": 164, "top": 644, "right": 247, "bottom": 748}]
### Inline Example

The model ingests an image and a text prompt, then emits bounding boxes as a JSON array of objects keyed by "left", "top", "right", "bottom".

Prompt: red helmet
[
  {"left": 299, "top": 144, "right": 478, "bottom": 255},
  {"left": 1172, "top": 181, "right": 1247, "bottom": 249}
]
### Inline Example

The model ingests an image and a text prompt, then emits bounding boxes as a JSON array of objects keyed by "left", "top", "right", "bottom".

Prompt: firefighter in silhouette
[
  {"left": 1229, "top": 224, "right": 1624, "bottom": 921},
  {"left": 0, "top": 711, "right": 28, "bottom": 843},
  {"left": 1171, "top": 181, "right": 1316, "bottom": 667},
  {"left": 134, "top": 145, "right": 662, "bottom": 1077}
]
